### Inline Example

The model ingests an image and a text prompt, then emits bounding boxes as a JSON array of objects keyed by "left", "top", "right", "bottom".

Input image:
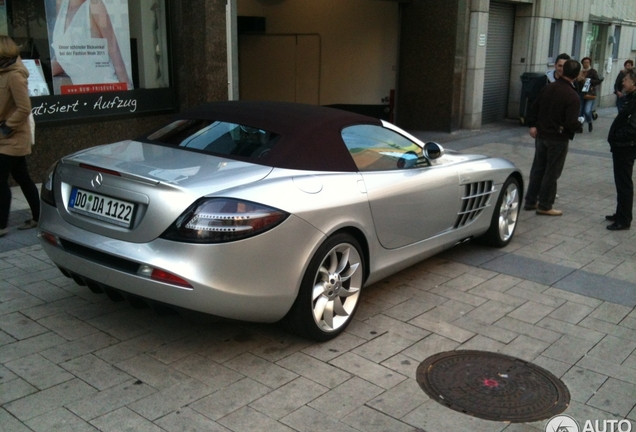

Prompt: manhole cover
[{"left": 416, "top": 350, "right": 570, "bottom": 422}]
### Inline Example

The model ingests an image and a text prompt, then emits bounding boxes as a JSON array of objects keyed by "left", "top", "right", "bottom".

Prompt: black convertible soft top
[{"left": 162, "top": 101, "right": 383, "bottom": 172}]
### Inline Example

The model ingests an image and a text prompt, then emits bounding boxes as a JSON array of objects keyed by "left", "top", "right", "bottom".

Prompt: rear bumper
[{"left": 38, "top": 203, "right": 325, "bottom": 322}]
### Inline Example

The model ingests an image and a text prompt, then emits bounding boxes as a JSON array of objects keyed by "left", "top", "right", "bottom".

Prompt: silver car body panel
[
  {"left": 55, "top": 140, "right": 273, "bottom": 243},
  {"left": 361, "top": 164, "right": 460, "bottom": 249}
]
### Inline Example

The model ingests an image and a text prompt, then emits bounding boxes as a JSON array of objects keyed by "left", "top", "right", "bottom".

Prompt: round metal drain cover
[{"left": 416, "top": 350, "right": 570, "bottom": 422}]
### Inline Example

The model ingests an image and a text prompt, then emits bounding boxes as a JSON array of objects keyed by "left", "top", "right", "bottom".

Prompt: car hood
[
  {"left": 63, "top": 140, "right": 273, "bottom": 191},
  {"left": 55, "top": 140, "right": 274, "bottom": 243}
]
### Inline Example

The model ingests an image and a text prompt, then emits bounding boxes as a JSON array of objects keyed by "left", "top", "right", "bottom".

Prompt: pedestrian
[
  {"left": 524, "top": 59, "right": 583, "bottom": 216},
  {"left": 614, "top": 59, "right": 634, "bottom": 112},
  {"left": 0, "top": 36, "right": 39, "bottom": 237},
  {"left": 544, "top": 53, "right": 570, "bottom": 84},
  {"left": 526, "top": 53, "right": 571, "bottom": 118},
  {"left": 605, "top": 69, "right": 636, "bottom": 231},
  {"left": 576, "top": 57, "right": 603, "bottom": 132}
]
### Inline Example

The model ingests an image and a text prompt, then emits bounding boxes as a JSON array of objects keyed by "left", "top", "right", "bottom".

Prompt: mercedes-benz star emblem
[{"left": 91, "top": 173, "right": 103, "bottom": 189}]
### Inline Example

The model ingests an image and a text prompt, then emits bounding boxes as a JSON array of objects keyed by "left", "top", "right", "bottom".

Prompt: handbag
[{"left": 581, "top": 77, "right": 596, "bottom": 100}]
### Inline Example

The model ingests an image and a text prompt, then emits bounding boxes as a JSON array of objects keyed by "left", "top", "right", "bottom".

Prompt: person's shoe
[
  {"left": 524, "top": 203, "right": 538, "bottom": 211},
  {"left": 588, "top": 122, "right": 593, "bottom": 132},
  {"left": 17, "top": 219, "right": 38, "bottom": 230},
  {"left": 0, "top": 227, "right": 8, "bottom": 237},
  {"left": 605, "top": 214, "right": 616, "bottom": 221},
  {"left": 607, "top": 222, "right": 630, "bottom": 231},
  {"left": 536, "top": 208, "right": 563, "bottom": 216},
  {"left": 592, "top": 111, "right": 598, "bottom": 120}
]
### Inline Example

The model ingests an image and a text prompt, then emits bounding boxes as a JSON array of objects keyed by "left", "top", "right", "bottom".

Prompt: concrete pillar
[
  {"left": 396, "top": 0, "right": 469, "bottom": 132},
  {"left": 171, "top": 0, "right": 229, "bottom": 110},
  {"left": 462, "top": 0, "right": 489, "bottom": 129}
]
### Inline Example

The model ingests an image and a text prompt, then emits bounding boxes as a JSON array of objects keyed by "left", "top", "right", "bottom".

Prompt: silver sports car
[{"left": 38, "top": 101, "right": 523, "bottom": 340}]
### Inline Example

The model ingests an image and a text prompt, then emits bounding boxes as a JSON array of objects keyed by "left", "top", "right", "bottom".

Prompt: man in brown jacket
[
  {"left": 524, "top": 59, "right": 583, "bottom": 216},
  {"left": 0, "top": 36, "right": 39, "bottom": 236}
]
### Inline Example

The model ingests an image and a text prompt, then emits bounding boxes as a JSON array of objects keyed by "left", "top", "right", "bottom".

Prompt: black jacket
[
  {"left": 527, "top": 77, "right": 582, "bottom": 141},
  {"left": 614, "top": 70, "right": 627, "bottom": 95},
  {"left": 608, "top": 91, "right": 636, "bottom": 148}
]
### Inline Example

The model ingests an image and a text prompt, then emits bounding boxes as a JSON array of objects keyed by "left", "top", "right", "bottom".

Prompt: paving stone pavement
[{"left": 1, "top": 108, "right": 635, "bottom": 432}]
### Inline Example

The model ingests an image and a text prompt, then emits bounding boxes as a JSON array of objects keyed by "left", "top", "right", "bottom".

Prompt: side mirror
[
  {"left": 397, "top": 151, "right": 418, "bottom": 169},
  {"left": 423, "top": 142, "right": 444, "bottom": 160}
]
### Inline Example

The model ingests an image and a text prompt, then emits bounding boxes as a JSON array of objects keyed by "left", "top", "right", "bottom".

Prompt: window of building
[
  {"left": 548, "top": 20, "right": 562, "bottom": 63},
  {"left": 571, "top": 21, "right": 583, "bottom": 60},
  {"left": 2, "top": 0, "right": 173, "bottom": 123},
  {"left": 612, "top": 26, "right": 621, "bottom": 60}
]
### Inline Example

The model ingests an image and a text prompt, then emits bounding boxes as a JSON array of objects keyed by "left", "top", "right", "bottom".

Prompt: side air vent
[{"left": 454, "top": 181, "right": 495, "bottom": 228}]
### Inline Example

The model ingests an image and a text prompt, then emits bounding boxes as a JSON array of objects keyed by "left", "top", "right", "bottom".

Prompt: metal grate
[
  {"left": 482, "top": 2, "right": 515, "bottom": 124},
  {"left": 454, "top": 181, "right": 494, "bottom": 228}
]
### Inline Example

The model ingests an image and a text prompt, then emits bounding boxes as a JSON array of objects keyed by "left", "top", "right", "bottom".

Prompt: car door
[{"left": 342, "top": 124, "right": 460, "bottom": 249}]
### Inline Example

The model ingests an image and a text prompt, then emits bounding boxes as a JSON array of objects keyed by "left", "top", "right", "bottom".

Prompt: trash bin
[{"left": 519, "top": 72, "right": 546, "bottom": 125}]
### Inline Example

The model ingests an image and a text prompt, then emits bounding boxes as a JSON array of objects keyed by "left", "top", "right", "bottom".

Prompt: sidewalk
[
  {"left": 1, "top": 109, "right": 635, "bottom": 432},
  {"left": 0, "top": 184, "right": 41, "bottom": 253}
]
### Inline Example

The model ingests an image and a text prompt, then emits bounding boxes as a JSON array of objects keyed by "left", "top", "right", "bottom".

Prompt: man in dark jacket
[
  {"left": 606, "top": 69, "right": 636, "bottom": 230},
  {"left": 524, "top": 53, "right": 571, "bottom": 123},
  {"left": 524, "top": 59, "right": 583, "bottom": 216}
]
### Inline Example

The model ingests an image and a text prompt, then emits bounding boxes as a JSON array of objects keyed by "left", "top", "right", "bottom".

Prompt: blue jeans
[
  {"left": 525, "top": 138, "right": 569, "bottom": 211},
  {"left": 580, "top": 96, "right": 595, "bottom": 123}
]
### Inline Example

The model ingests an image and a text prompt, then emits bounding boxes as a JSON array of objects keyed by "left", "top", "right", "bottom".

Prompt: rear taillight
[
  {"left": 160, "top": 198, "right": 289, "bottom": 243},
  {"left": 41, "top": 162, "right": 58, "bottom": 206},
  {"left": 39, "top": 231, "right": 62, "bottom": 247},
  {"left": 138, "top": 265, "right": 192, "bottom": 288}
]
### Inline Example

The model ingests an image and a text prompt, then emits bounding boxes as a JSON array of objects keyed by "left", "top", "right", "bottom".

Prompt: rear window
[{"left": 146, "top": 119, "right": 280, "bottom": 159}]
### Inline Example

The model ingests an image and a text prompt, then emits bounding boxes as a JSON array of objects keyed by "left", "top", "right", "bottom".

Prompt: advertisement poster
[
  {"left": 0, "top": 0, "right": 7, "bottom": 36},
  {"left": 45, "top": 0, "right": 133, "bottom": 95},
  {"left": 23, "top": 59, "right": 51, "bottom": 96}
]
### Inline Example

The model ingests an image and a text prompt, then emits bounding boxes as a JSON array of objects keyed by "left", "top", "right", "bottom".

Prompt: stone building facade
[{"left": 4, "top": 0, "right": 636, "bottom": 181}]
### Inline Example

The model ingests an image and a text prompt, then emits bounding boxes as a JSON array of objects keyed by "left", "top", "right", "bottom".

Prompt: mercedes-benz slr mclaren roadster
[{"left": 38, "top": 101, "right": 523, "bottom": 340}]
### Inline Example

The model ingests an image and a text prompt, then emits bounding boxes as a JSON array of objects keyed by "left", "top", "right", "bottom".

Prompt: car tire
[
  {"left": 284, "top": 233, "right": 365, "bottom": 341},
  {"left": 479, "top": 176, "right": 521, "bottom": 248}
]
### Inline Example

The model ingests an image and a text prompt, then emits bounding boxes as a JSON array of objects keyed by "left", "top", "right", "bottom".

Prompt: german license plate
[{"left": 68, "top": 188, "right": 135, "bottom": 228}]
